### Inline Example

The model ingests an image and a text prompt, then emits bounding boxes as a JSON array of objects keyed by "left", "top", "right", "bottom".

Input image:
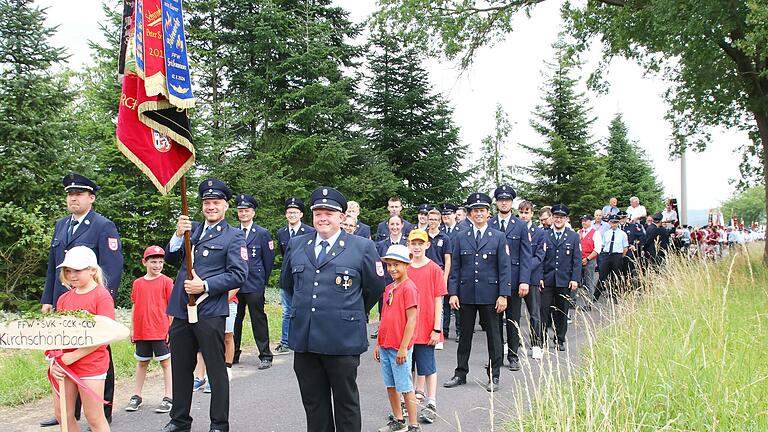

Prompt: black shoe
[
  {"left": 508, "top": 358, "right": 521, "bottom": 371},
  {"left": 557, "top": 342, "right": 566, "bottom": 351},
  {"left": 40, "top": 417, "right": 59, "bottom": 427},
  {"left": 442, "top": 376, "right": 466, "bottom": 388},
  {"left": 232, "top": 350, "right": 241, "bottom": 365},
  {"left": 209, "top": 430, "right": 226, "bottom": 432},
  {"left": 455, "top": 335, "right": 460, "bottom": 343},
  {"left": 486, "top": 377, "right": 500, "bottom": 392},
  {"left": 161, "top": 422, "right": 191, "bottom": 432},
  {"left": 370, "top": 329, "right": 379, "bottom": 339},
  {"left": 257, "top": 359, "right": 272, "bottom": 370}
]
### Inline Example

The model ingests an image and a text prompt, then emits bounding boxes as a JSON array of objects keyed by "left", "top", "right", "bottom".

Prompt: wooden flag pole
[
  {"left": 59, "top": 376, "right": 68, "bottom": 432},
  {"left": 180, "top": 176, "right": 198, "bottom": 323}
]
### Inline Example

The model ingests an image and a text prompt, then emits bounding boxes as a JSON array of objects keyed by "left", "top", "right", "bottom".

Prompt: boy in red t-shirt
[
  {"left": 125, "top": 246, "right": 174, "bottom": 413},
  {"left": 374, "top": 244, "right": 421, "bottom": 432},
  {"left": 405, "top": 229, "right": 447, "bottom": 424}
]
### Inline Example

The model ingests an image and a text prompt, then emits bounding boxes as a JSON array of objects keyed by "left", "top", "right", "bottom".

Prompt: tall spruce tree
[
  {"left": 469, "top": 103, "right": 514, "bottom": 193},
  {"left": 603, "top": 113, "right": 664, "bottom": 213},
  {"left": 0, "top": 0, "right": 77, "bottom": 307},
  {"left": 188, "top": 1, "right": 399, "bottom": 230},
  {"left": 518, "top": 40, "right": 607, "bottom": 216},
  {"left": 363, "top": 30, "right": 466, "bottom": 208}
]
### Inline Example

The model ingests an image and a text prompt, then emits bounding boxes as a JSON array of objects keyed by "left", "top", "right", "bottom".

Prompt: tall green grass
[{"left": 510, "top": 246, "right": 768, "bottom": 431}]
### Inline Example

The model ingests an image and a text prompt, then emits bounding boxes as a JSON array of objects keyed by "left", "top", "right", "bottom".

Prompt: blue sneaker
[
  {"left": 192, "top": 377, "right": 206, "bottom": 392},
  {"left": 203, "top": 382, "right": 211, "bottom": 393}
]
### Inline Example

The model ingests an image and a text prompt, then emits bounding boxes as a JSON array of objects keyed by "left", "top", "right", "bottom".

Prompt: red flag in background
[
  {"left": 116, "top": 0, "right": 195, "bottom": 195},
  {"left": 117, "top": 73, "right": 193, "bottom": 194}
]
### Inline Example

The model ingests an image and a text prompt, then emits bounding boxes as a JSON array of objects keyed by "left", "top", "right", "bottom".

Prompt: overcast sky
[{"left": 38, "top": 0, "right": 748, "bottom": 214}]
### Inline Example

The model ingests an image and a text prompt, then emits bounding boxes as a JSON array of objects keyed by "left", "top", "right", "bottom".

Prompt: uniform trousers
[
  {"left": 294, "top": 352, "right": 361, "bottom": 432},
  {"left": 499, "top": 290, "right": 543, "bottom": 360},
  {"left": 540, "top": 286, "right": 571, "bottom": 343},
  {"left": 581, "top": 258, "right": 597, "bottom": 301},
  {"left": 596, "top": 252, "right": 624, "bottom": 300},
  {"left": 234, "top": 292, "right": 273, "bottom": 361},
  {"left": 455, "top": 304, "right": 502, "bottom": 380},
  {"left": 442, "top": 296, "right": 461, "bottom": 337},
  {"left": 169, "top": 316, "right": 229, "bottom": 431}
]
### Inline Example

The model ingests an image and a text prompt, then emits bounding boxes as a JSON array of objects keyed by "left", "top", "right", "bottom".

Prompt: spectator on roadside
[
  {"left": 602, "top": 197, "right": 619, "bottom": 217},
  {"left": 626, "top": 197, "right": 647, "bottom": 224},
  {"left": 661, "top": 200, "right": 678, "bottom": 228}
]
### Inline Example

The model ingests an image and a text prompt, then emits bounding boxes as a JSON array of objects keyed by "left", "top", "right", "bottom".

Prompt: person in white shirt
[
  {"left": 595, "top": 214, "right": 629, "bottom": 301},
  {"left": 626, "top": 197, "right": 647, "bottom": 224},
  {"left": 661, "top": 200, "right": 678, "bottom": 228}
]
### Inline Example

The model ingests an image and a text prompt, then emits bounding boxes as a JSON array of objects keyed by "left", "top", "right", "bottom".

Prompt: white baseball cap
[{"left": 57, "top": 246, "right": 98, "bottom": 270}]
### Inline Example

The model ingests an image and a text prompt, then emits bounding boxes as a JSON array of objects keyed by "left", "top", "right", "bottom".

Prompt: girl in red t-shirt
[{"left": 50, "top": 246, "right": 114, "bottom": 432}]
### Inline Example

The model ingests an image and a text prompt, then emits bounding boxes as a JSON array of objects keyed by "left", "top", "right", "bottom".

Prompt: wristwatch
[{"left": 432, "top": 329, "right": 442, "bottom": 334}]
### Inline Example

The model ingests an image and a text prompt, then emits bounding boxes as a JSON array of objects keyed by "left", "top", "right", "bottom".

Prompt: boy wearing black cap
[
  {"left": 443, "top": 192, "right": 512, "bottom": 392},
  {"left": 539, "top": 204, "right": 581, "bottom": 351},
  {"left": 275, "top": 197, "right": 315, "bottom": 355},
  {"left": 163, "top": 178, "right": 248, "bottom": 432},
  {"left": 232, "top": 193, "right": 276, "bottom": 368}
]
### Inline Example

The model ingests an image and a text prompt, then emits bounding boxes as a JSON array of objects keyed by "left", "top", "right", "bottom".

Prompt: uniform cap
[
  {"left": 580, "top": 214, "right": 593, "bottom": 221},
  {"left": 236, "top": 193, "right": 258, "bottom": 209},
  {"left": 617, "top": 210, "right": 629, "bottom": 218},
  {"left": 652, "top": 212, "right": 663, "bottom": 221},
  {"left": 285, "top": 197, "right": 305, "bottom": 212},
  {"left": 407, "top": 229, "right": 429, "bottom": 243},
  {"left": 418, "top": 204, "right": 433, "bottom": 214},
  {"left": 551, "top": 204, "right": 570, "bottom": 216},
  {"left": 309, "top": 187, "right": 347, "bottom": 213},
  {"left": 143, "top": 245, "right": 166, "bottom": 259},
  {"left": 63, "top": 173, "right": 100, "bottom": 194},
  {"left": 381, "top": 244, "right": 411, "bottom": 264},
  {"left": 493, "top": 185, "right": 516, "bottom": 200},
  {"left": 609, "top": 214, "right": 621, "bottom": 222},
  {"left": 439, "top": 203, "right": 458, "bottom": 215},
  {"left": 57, "top": 246, "right": 98, "bottom": 270},
  {"left": 198, "top": 178, "right": 232, "bottom": 201},
  {"left": 465, "top": 192, "right": 492, "bottom": 209}
]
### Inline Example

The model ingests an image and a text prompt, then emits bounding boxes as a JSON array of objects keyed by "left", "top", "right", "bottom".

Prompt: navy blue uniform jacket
[
  {"left": 280, "top": 230, "right": 386, "bottom": 355},
  {"left": 353, "top": 222, "right": 371, "bottom": 239},
  {"left": 448, "top": 226, "right": 512, "bottom": 304},
  {"left": 277, "top": 223, "right": 315, "bottom": 257},
  {"left": 166, "top": 220, "right": 248, "bottom": 320},
  {"left": 376, "top": 220, "right": 414, "bottom": 241},
  {"left": 240, "top": 224, "right": 275, "bottom": 294},
  {"left": 528, "top": 224, "right": 546, "bottom": 286},
  {"left": 542, "top": 228, "right": 582, "bottom": 288},
  {"left": 43, "top": 209, "right": 124, "bottom": 307},
  {"left": 425, "top": 231, "right": 451, "bottom": 269},
  {"left": 621, "top": 223, "right": 645, "bottom": 258},
  {"left": 490, "top": 215, "right": 533, "bottom": 289}
]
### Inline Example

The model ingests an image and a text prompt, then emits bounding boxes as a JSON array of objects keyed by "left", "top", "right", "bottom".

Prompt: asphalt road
[{"left": 5, "top": 302, "right": 604, "bottom": 432}]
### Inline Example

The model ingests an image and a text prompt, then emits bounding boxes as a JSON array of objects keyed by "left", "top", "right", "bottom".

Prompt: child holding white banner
[{"left": 49, "top": 246, "right": 115, "bottom": 432}]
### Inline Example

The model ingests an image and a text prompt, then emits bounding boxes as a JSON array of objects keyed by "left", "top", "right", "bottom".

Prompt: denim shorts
[
  {"left": 225, "top": 301, "right": 237, "bottom": 333},
  {"left": 412, "top": 344, "right": 437, "bottom": 376},
  {"left": 379, "top": 347, "right": 414, "bottom": 393}
]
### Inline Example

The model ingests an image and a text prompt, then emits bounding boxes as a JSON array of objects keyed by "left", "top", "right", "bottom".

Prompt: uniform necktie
[
  {"left": 290, "top": 228, "right": 296, "bottom": 238},
  {"left": 242, "top": 227, "right": 248, "bottom": 240},
  {"left": 556, "top": 232, "right": 562, "bottom": 242},
  {"left": 200, "top": 225, "right": 212, "bottom": 241},
  {"left": 66, "top": 219, "right": 79, "bottom": 243},
  {"left": 500, "top": 219, "right": 506, "bottom": 232},
  {"left": 475, "top": 229, "right": 482, "bottom": 245},
  {"left": 317, "top": 240, "right": 329, "bottom": 262},
  {"left": 609, "top": 230, "right": 616, "bottom": 253}
]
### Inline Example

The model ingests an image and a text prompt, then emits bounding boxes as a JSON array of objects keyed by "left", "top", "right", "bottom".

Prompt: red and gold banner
[{"left": 117, "top": 73, "right": 193, "bottom": 195}]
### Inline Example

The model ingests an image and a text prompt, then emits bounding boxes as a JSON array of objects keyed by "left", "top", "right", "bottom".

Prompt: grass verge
[{"left": 511, "top": 246, "right": 768, "bottom": 431}]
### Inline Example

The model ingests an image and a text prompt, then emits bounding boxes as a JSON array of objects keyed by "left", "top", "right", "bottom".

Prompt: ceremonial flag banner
[{"left": 117, "top": 0, "right": 195, "bottom": 195}]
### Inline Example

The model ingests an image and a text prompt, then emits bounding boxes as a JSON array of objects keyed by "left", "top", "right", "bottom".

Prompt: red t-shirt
[
  {"left": 407, "top": 260, "right": 447, "bottom": 345},
  {"left": 55, "top": 285, "right": 115, "bottom": 377},
  {"left": 131, "top": 275, "right": 173, "bottom": 340},
  {"left": 377, "top": 279, "right": 419, "bottom": 350}
]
